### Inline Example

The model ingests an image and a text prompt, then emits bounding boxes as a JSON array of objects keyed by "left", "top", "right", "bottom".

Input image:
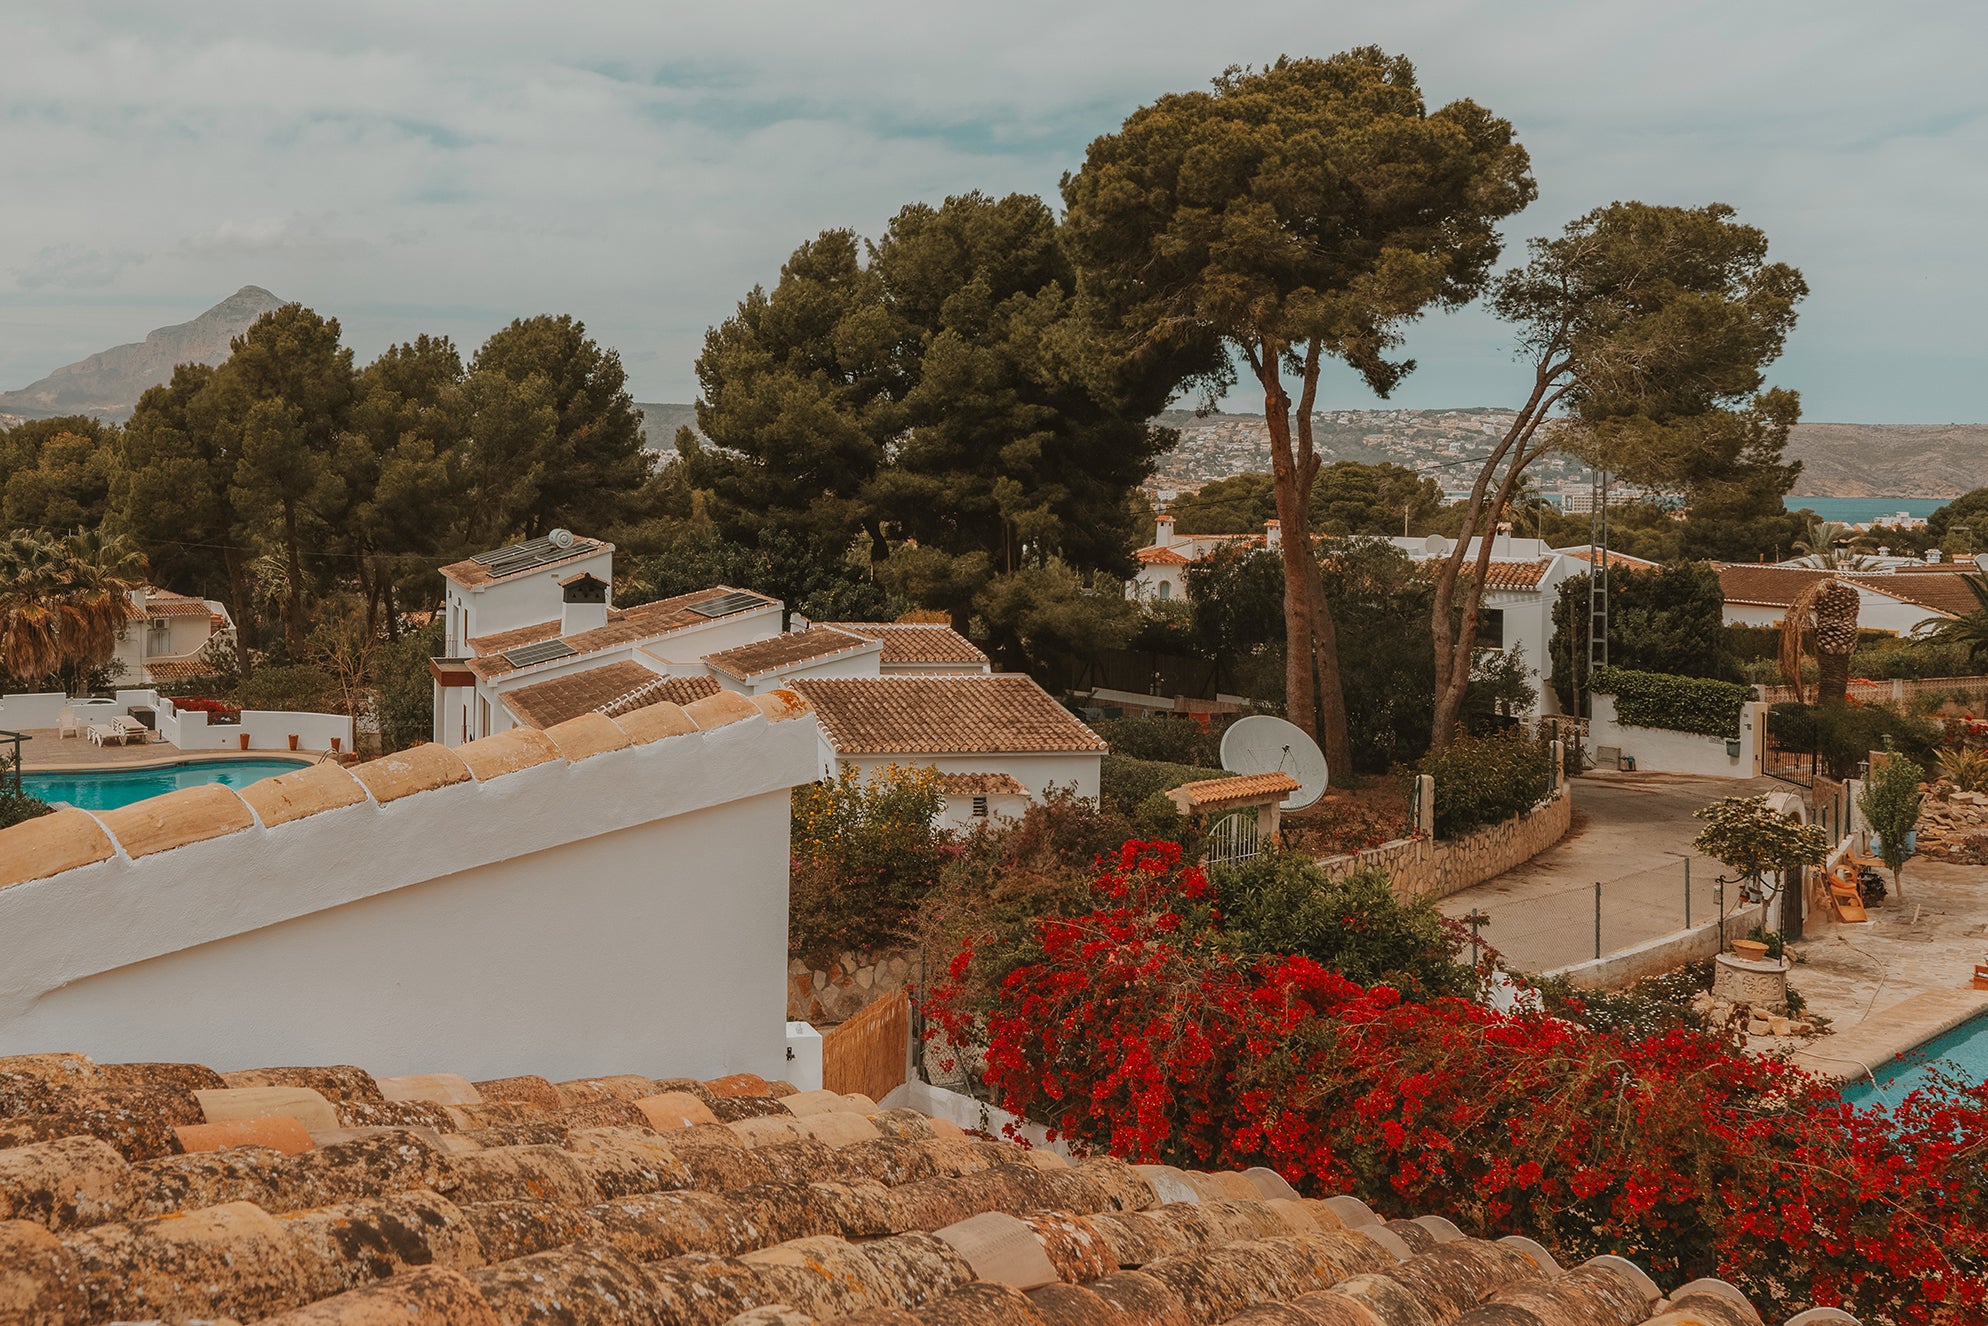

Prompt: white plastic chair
[{"left": 57, "top": 706, "right": 79, "bottom": 740}]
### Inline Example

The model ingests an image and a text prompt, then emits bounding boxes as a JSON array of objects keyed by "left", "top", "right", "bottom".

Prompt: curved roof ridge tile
[
  {"left": 611, "top": 700, "right": 699, "bottom": 745},
  {"left": 684, "top": 690, "right": 763, "bottom": 731},
  {"left": 456, "top": 727, "right": 563, "bottom": 781},
  {"left": 543, "top": 712, "right": 632, "bottom": 763},
  {"left": 0, "top": 807, "right": 118, "bottom": 889},
  {"left": 237, "top": 763, "right": 368, "bottom": 828},
  {"left": 750, "top": 689, "right": 812, "bottom": 724},
  {"left": 96, "top": 784, "right": 257, "bottom": 859},
  {"left": 349, "top": 743, "right": 473, "bottom": 805}
]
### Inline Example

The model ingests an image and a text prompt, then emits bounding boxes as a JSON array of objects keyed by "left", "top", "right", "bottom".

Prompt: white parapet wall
[
  {"left": 0, "top": 690, "right": 818, "bottom": 1084},
  {"left": 1589, "top": 695, "right": 1767, "bottom": 779}
]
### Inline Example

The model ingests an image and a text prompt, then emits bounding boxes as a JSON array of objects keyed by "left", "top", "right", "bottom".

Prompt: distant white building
[
  {"left": 1716, "top": 564, "right": 1963, "bottom": 636},
  {"left": 433, "top": 532, "right": 1077, "bottom": 822},
  {"left": 113, "top": 587, "right": 234, "bottom": 686}
]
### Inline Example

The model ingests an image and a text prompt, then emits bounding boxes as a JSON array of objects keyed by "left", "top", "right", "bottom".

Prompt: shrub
[
  {"left": 789, "top": 764, "right": 946, "bottom": 960},
  {"left": 373, "top": 623, "right": 442, "bottom": 753},
  {"left": 1091, "top": 715, "right": 1225, "bottom": 768},
  {"left": 1099, "top": 753, "right": 1227, "bottom": 815},
  {"left": 232, "top": 663, "right": 339, "bottom": 715},
  {"left": 1937, "top": 746, "right": 1988, "bottom": 792},
  {"left": 1590, "top": 665, "right": 1748, "bottom": 738},
  {"left": 1211, "top": 852, "right": 1477, "bottom": 999},
  {"left": 1691, "top": 796, "right": 1829, "bottom": 894},
  {"left": 1417, "top": 732, "right": 1555, "bottom": 838},
  {"left": 0, "top": 755, "right": 50, "bottom": 830},
  {"left": 1859, "top": 754, "right": 1928, "bottom": 891},
  {"left": 170, "top": 696, "right": 241, "bottom": 721},
  {"left": 919, "top": 842, "right": 1988, "bottom": 1322}
]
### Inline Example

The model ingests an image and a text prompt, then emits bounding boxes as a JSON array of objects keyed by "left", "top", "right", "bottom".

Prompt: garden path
[{"left": 1439, "top": 769, "right": 1779, "bottom": 973}]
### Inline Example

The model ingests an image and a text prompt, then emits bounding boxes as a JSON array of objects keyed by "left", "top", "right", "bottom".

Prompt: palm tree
[
  {"left": 0, "top": 532, "right": 64, "bottom": 685},
  {"left": 55, "top": 530, "right": 147, "bottom": 682},
  {"left": 1787, "top": 518, "right": 1883, "bottom": 571},
  {"left": 1780, "top": 576, "right": 1861, "bottom": 705},
  {"left": 0, "top": 528, "right": 147, "bottom": 690},
  {"left": 1914, "top": 573, "right": 1988, "bottom": 663}
]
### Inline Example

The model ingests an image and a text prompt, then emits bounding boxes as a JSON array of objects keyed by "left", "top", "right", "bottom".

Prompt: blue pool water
[
  {"left": 1840, "top": 1014, "right": 1988, "bottom": 1109},
  {"left": 1785, "top": 496, "right": 1944, "bottom": 524},
  {"left": 22, "top": 758, "right": 311, "bottom": 811}
]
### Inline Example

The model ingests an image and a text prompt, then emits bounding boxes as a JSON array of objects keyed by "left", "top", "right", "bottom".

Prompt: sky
[{"left": 3, "top": 1, "right": 1984, "bottom": 423}]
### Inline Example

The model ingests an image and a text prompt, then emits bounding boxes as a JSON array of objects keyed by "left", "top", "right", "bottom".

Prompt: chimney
[
  {"left": 129, "top": 586, "right": 147, "bottom": 616},
  {"left": 1264, "top": 519, "right": 1282, "bottom": 551},
  {"left": 560, "top": 573, "right": 610, "bottom": 636},
  {"left": 1155, "top": 509, "right": 1176, "bottom": 547}
]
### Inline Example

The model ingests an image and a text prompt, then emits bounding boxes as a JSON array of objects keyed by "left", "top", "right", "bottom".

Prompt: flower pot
[
  {"left": 1731, "top": 938, "right": 1771, "bottom": 961},
  {"left": 237, "top": 733, "right": 250, "bottom": 751},
  {"left": 330, "top": 736, "right": 341, "bottom": 753},
  {"left": 288, "top": 734, "right": 299, "bottom": 751}
]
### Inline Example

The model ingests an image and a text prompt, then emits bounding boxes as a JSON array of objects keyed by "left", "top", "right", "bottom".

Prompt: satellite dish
[
  {"left": 549, "top": 528, "right": 575, "bottom": 549},
  {"left": 1220, "top": 715, "right": 1329, "bottom": 811}
]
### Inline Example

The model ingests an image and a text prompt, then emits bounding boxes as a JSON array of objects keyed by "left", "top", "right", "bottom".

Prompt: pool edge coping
[
  {"left": 21, "top": 750, "right": 320, "bottom": 775},
  {"left": 1791, "top": 986, "right": 1988, "bottom": 1084}
]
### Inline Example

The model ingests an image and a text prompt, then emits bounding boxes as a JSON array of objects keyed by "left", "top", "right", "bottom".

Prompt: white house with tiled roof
[
  {"left": 789, "top": 673, "right": 1105, "bottom": 827},
  {"left": 112, "top": 587, "right": 234, "bottom": 685}
]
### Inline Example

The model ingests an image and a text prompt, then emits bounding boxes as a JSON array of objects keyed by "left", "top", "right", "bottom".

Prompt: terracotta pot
[
  {"left": 287, "top": 734, "right": 299, "bottom": 751},
  {"left": 330, "top": 736, "right": 341, "bottom": 753},
  {"left": 1731, "top": 939, "right": 1771, "bottom": 961},
  {"left": 237, "top": 733, "right": 250, "bottom": 751}
]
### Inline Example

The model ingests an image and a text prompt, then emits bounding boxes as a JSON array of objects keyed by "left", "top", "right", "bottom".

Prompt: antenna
[
  {"left": 1220, "top": 716, "right": 1329, "bottom": 811},
  {"left": 549, "top": 528, "right": 575, "bottom": 549}
]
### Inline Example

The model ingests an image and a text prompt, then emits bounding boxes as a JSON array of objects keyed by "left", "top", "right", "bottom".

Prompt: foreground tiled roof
[
  {"left": 0, "top": 688, "right": 810, "bottom": 892},
  {"left": 705, "top": 627, "right": 876, "bottom": 682},
  {"left": 466, "top": 587, "right": 775, "bottom": 680},
  {"left": 598, "top": 672, "right": 721, "bottom": 718},
  {"left": 816, "top": 623, "right": 990, "bottom": 668},
  {"left": 791, "top": 676, "right": 1106, "bottom": 756},
  {"left": 1169, "top": 772, "right": 1300, "bottom": 811},
  {"left": 937, "top": 772, "right": 1029, "bottom": 797},
  {"left": 0, "top": 1049, "right": 1832, "bottom": 1325}
]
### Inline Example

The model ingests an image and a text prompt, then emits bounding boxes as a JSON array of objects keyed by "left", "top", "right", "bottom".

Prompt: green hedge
[
  {"left": 1100, "top": 754, "right": 1228, "bottom": 815},
  {"left": 1591, "top": 665, "right": 1748, "bottom": 739},
  {"left": 1417, "top": 733, "right": 1556, "bottom": 839}
]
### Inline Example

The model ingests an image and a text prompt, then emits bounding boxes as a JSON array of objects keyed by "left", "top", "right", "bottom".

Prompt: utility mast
[{"left": 1585, "top": 466, "right": 1610, "bottom": 717}]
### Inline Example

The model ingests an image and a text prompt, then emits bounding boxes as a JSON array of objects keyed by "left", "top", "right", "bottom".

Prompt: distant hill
[
  {"left": 635, "top": 402, "right": 700, "bottom": 450},
  {"left": 0, "top": 286, "right": 285, "bottom": 423},
  {"left": 1783, "top": 423, "right": 1988, "bottom": 499}
]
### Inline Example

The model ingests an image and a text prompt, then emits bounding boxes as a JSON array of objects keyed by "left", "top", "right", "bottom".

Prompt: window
[
  {"left": 147, "top": 622, "right": 172, "bottom": 656},
  {"left": 1157, "top": 580, "right": 1172, "bottom": 601},
  {"left": 971, "top": 795, "right": 989, "bottom": 818},
  {"left": 1479, "top": 608, "right": 1505, "bottom": 649}
]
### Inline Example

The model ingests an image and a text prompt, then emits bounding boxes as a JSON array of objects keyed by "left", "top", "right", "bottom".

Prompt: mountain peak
[{"left": 0, "top": 287, "right": 287, "bottom": 423}]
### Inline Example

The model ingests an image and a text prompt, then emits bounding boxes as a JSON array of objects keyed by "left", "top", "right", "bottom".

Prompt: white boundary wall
[
  {"left": 0, "top": 711, "right": 817, "bottom": 1083},
  {"left": 1589, "top": 695, "right": 1766, "bottom": 779}
]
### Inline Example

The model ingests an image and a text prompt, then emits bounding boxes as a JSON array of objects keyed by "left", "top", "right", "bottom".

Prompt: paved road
[{"left": 1439, "top": 770, "right": 1781, "bottom": 974}]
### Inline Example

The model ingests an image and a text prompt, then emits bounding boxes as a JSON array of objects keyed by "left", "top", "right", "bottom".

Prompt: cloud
[{"left": 0, "top": 1, "right": 1984, "bottom": 422}]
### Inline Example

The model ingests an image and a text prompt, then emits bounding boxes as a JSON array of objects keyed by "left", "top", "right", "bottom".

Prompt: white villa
[
  {"left": 433, "top": 531, "right": 1089, "bottom": 822},
  {"left": 113, "top": 587, "right": 234, "bottom": 685}
]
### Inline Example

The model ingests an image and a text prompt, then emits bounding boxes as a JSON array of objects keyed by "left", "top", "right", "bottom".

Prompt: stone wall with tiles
[
  {"left": 1315, "top": 785, "right": 1572, "bottom": 902},
  {"left": 789, "top": 946, "right": 923, "bottom": 1024}
]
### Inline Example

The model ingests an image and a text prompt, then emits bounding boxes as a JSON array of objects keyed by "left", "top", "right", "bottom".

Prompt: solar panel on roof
[
  {"left": 470, "top": 537, "right": 597, "bottom": 578},
  {"left": 689, "top": 591, "right": 775, "bottom": 618},
  {"left": 501, "top": 639, "right": 579, "bottom": 668}
]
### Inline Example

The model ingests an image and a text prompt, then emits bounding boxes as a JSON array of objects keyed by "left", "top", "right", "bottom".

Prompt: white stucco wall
[
  {"left": 447, "top": 547, "right": 616, "bottom": 650},
  {"left": 938, "top": 791, "right": 1032, "bottom": 831},
  {"left": 157, "top": 701, "right": 354, "bottom": 753},
  {"left": 1589, "top": 694, "right": 1766, "bottom": 779},
  {"left": 0, "top": 709, "right": 816, "bottom": 1083},
  {"left": 714, "top": 644, "right": 885, "bottom": 695}
]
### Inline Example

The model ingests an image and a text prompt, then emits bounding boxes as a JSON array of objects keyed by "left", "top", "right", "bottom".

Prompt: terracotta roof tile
[
  {"left": 130, "top": 591, "right": 217, "bottom": 619},
  {"left": 542, "top": 712, "right": 633, "bottom": 763},
  {"left": 0, "top": 1062, "right": 1844, "bottom": 1320},
  {"left": 817, "top": 623, "right": 991, "bottom": 667},
  {"left": 791, "top": 676, "right": 1106, "bottom": 755},
  {"left": 454, "top": 726, "right": 563, "bottom": 781},
  {"left": 1135, "top": 546, "right": 1193, "bottom": 566},
  {"left": 97, "top": 784, "right": 256, "bottom": 859},
  {"left": 465, "top": 586, "right": 775, "bottom": 680},
  {"left": 1475, "top": 559, "right": 1552, "bottom": 590},
  {"left": 1854, "top": 570, "right": 1978, "bottom": 617},
  {"left": 237, "top": 763, "right": 368, "bottom": 828},
  {"left": 1167, "top": 772, "right": 1301, "bottom": 811},
  {"left": 599, "top": 672, "right": 719, "bottom": 717},
  {"left": 705, "top": 626, "right": 876, "bottom": 681},
  {"left": 500, "top": 660, "right": 667, "bottom": 728},
  {"left": 611, "top": 700, "right": 700, "bottom": 745},
  {"left": 1715, "top": 565, "right": 1837, "bottom": 608},
  {"left": 938, "top": 773, "right": 1029, "bottom": 797},
  {"left": 349, "top": 743, "right": 472, "bottom": 805},
  {"left": 144, "top": 658, "right": 215, "bottom": 682},
  {"left": 685, "top": 689, "right": 763, "bottom": 731},
  {"left": 0, "top": 807, "right": 116, "bottom": 889}
]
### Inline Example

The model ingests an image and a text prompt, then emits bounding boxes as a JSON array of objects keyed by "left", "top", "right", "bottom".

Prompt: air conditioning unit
[{"left": 149, "top": 617, "right": 171, "bottom": 631}]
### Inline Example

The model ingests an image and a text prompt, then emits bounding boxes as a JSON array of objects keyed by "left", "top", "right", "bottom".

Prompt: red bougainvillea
[{"left": 920, "top": 840, "right": 1988, "bottom": 1324}]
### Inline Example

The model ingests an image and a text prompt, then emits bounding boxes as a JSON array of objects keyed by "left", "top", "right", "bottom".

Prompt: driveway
[{"left": 1439, "top": 770, "right": 1781, "bottom": 974}]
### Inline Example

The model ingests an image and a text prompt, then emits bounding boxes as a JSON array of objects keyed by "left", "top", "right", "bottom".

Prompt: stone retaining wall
[
  {"left": 788, "top": 946, "right": 922, "bottom": 1025},
  {"left": 1316, "top": 786, "right": 1572, "bottom": 902}
]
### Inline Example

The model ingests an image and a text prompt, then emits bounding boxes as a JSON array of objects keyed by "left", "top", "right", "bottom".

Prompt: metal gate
[{"left": 1205, "top": 808, "right": 1261, "bottom": 866}]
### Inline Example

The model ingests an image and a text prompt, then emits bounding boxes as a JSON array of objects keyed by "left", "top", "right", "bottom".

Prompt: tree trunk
[
  {"left": 223, "top": 547, "right": 255, "bottom": 679},
  {"left": 281, "top": 500, "right": 306, "bottom": 654},
  {"left": 382, "top": 569, "right": 400, "bottom": 643},
  {"left": 1817, "top": 649, "right": 1852, "bottom": 707}
]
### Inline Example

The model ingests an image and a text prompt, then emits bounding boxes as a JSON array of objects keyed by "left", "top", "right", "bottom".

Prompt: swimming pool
[
  {"left": 21, "top": 758, "right": 312, "bottom": 812},
  {"left": 1840, "top": 1013, "right": 1988, "bottom": 1108}
]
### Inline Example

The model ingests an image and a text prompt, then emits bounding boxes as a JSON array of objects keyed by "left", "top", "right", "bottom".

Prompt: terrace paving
[{"left": 14, "top": 728, "right": 314, "bottom": 772}]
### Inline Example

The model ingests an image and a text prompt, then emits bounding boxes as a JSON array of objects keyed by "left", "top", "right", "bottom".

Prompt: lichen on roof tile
[
  {"left": 238, "top": 763, "right": 367, "bottom": 828},
  {"left": 751, "top": 688, "right": 814, "bottom": 724},
  {"left": 685, "top": 689, "right": 764, "bottom": 731},
  {"left": 455, "top": 726, "right": 561, "bottom": 781},
  {"left": 542, "top": 711, "right": 632, "bottom": 762},
  {"left": 97, "top": 783, "right": 256, "bottom": 859},
  {"left": 0, "top": 807, "right": 116, "bottom": 888},
  {"left": 349, "top": 743, "right": 472, "bottom": 804},
  {"left": 612, "top": 699, "right": 700, "bottom": 745}
]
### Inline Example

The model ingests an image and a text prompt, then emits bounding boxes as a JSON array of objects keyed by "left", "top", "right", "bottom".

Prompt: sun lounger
[{"left": 112, "top": 715, "right": 148, "bottom": 744}]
